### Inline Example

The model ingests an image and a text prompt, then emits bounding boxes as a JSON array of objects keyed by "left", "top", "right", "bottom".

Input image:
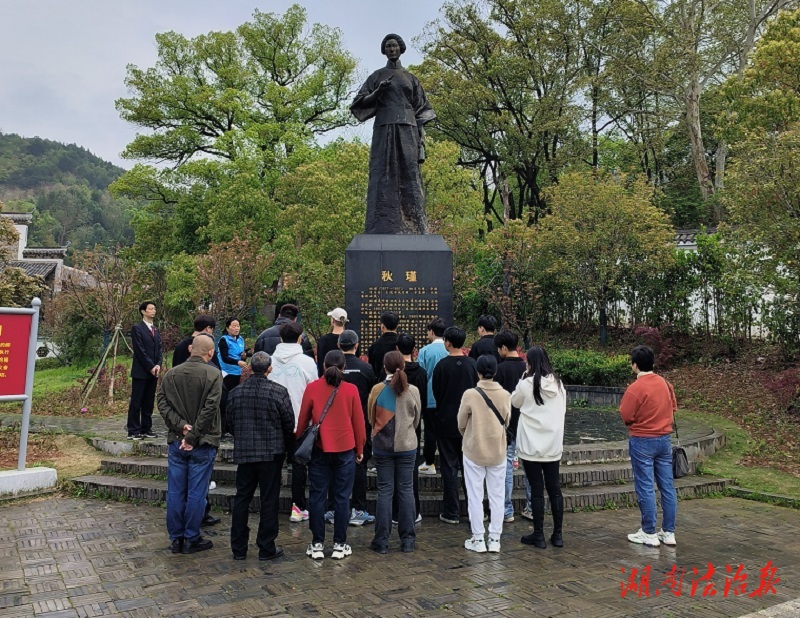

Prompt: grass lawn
[{"left": 679, "top": 409, "right": 800, "bottom": 499}]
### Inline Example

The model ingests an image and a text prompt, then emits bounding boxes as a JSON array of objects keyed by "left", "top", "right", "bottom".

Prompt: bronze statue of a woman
[{"left": 350, "top": 34, "right": 436, "bottom": 235}]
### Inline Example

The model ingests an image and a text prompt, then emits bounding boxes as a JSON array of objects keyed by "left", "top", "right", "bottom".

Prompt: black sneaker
[
  {"left": 258, "top": 547, "right": 285, "bottom": 561},
  {"left": 141, "top": 432, "right": 158, "bottom": 439},
  {"left": 182, "top": 537, "right": 213, "bottom": 554},
  {"left": 127, "top": 434, "right": 143, "bottom": 441},
  {"left": 201, "top": 515, "right": 221, "bottom": 526},
  {"left": 170, "top": 538, "right": 183, "bottom": 554}
]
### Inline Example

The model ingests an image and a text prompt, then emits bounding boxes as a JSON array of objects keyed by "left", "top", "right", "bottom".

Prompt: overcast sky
[{"left": 1, "top": 0, "right": 446, "bottom": 168}]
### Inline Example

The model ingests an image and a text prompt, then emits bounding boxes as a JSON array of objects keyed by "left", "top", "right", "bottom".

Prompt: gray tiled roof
[{"left": 7, "top": 261, "right": 57, "bottom": 278}]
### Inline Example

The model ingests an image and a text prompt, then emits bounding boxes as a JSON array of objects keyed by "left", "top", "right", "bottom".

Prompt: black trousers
[
  {"left": 422, "top": 408, "right": 438, "bottom": 465},
  {"left": 437, "top": 434, "right": 466, "bottom": 519},
  {"left": 291, "top": 462, "right": 307, "bottom": 510},
  {"left": 351, "top": 432, "right": 372, "bottom": 512},
  {"left": 522, "top": 459, "right": 562, "bottom": 504},
  {"left": 230, "top": 455, "right": 285, "bottom": 557},
  {"left": 126, "top": 377, "right": 157, "bottom": 436}
]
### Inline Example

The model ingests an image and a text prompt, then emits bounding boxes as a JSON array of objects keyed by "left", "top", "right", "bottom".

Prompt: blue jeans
[
  {"left": 166, "top": 441, "right": 217, "bottom": 542},
  {"left": 629, "top": 435, "right": 677, "bottom": 534},
  {"left": 505, "top": 439, "right": 531, "bottom": 517},
  {"left": 373, "top": 450, "right": 416, "bottom": 549},
  {"left": 308, "top": 448, "right": 356, "bottom": 545}
]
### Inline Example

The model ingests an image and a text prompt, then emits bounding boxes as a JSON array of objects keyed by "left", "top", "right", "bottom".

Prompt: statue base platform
[{"left": 345, "top": 234, "right": 453, "bottom": 346}]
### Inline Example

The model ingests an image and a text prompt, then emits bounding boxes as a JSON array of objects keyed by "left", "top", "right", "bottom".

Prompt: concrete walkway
[{"left": 0, "top": 496, "right": 797, "bottom": 617}]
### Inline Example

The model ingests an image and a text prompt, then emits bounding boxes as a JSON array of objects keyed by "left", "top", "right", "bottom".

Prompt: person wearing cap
[
  {"left": 316, "top": 308, "right": 350, "bottom": 378},
  {"left": 337, "top": 329, "right": 378, "bottom": 526},
  {"left": 255, "top": 303, "right": 315, "bottom": 359},
  {"left": 458, "top": 355, "right": 510, "bottom": 553},
  {"left": 228, "top": 351, "right": 295, "bottom": 561}
]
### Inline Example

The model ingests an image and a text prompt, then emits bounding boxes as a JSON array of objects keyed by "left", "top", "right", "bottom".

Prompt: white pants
[{"left": 463, "top": 454, "right": 506, "bottom": 537}]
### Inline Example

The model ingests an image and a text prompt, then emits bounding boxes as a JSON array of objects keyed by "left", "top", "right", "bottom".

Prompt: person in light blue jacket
[{"left": 416, "top": 318, "right": 448, "bottom": 475}]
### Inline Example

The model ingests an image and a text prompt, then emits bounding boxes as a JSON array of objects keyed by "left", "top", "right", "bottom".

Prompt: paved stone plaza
[{"left": 1, "top": 495, "right": 798, "bottom": 617}]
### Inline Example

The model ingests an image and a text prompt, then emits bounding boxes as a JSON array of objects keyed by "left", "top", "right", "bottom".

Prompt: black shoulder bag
[
  {"left": 293, "top": 388, "right": 338, "bottom": 465},
  {"left": 672, "top": 412, "right": 690, "bottom": 479},
  {"left": 475, "top": 387, "right": 513, "bottom": 446}
]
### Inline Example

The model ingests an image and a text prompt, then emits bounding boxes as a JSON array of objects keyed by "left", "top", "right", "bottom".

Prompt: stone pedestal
[
  {"left": 0, "top": 467, "right": 57, "bottom": 497},
  {"left": 345, "top": 234, "right": 453, "bottom": 347}
]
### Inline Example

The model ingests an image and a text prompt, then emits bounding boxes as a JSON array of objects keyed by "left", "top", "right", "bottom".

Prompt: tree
[
  {"left": 0, "top": 217, "right": 47, "bottom": 307},
  {"left": 416, "top": 0, "right": 585, "bottom": 227},
  {"left": 536, "top": 171, "right": 675, "bottom": 345},
  {"left": 624, "top": 0, "right": 797, "bottom": 207},
  {"left": 723, "top": 129, "right": 800, "bottom": 356},
  {"left": 112, "top": 5, "right": 358, "bottom": 256}
]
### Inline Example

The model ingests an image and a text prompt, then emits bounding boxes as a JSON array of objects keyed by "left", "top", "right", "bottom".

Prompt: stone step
[
  {"left": 119, "top": 440, "right": 636, "bottom": 466},
  {"left": 70, "top": 473, "right": 731, "bottom": 516},
  {"left": 100, "top": 456, "right": 688, "bottom": 490}
]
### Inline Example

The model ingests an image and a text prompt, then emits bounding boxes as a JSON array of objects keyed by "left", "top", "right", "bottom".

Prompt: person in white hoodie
[
  {"left": 268, "top": 321, "right": 318, "bottom": 523},
  {"left": 511, "top": 346, "right": 566, "bottom": 550}
]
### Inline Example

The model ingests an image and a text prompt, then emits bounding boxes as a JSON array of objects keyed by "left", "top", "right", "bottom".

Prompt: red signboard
[{"left": 0, "top": 313, "right": 33, "bottom": 396}]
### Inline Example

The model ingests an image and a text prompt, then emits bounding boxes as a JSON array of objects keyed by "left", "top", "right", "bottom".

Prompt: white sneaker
[
  {"left": 627, "top": 528, "right": 660, "bottom": 547},
  {"left": 331, "top": 543, "right": 352, "bottom": 560},
  {"left": 208, "top": 481, "right": 216, "bottom": 490},
  {"left": 415, "top": 513, "right": 422, "bottom": 524},
  {"left": 657, "top": 529, "right": 677, "bottom": 546},
  {"left": 289, "top": 504, "right": 308, "bottom": 523},
  {"left": 487, "top": 537, "right": 501, "bottom": 553},
  {"left": 464, "top": 536, "right": 487, "bottom": 553},
  {"left": 306, "top": 543, "right": 324, "bottom": 560},
  {"left": 418, "top": 463, "right": 436, "bottom": 476}
]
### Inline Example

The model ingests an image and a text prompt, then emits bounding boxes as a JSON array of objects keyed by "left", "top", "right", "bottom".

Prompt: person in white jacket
[
  {"left": 511, "top": 346, "right": 566, "bottom": 550},
  {"left": 268, "top": 321, "right": 318, "bottom": 523}
]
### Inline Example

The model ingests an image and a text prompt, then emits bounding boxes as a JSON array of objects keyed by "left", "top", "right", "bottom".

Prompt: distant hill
[{"left": 0, "top": 133, "right": 136, "bottom": 249}]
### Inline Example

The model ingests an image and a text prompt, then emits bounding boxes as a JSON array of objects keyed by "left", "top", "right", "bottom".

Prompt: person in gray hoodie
[
  {"left": 511, "top": 346, "right": 567, "bottom": 550},
  {"left": 268, "top": 321, "right": 318, "bottom": 523}
]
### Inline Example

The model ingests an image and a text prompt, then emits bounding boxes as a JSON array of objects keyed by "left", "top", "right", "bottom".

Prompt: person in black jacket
[
  {"left": 394, "top": 334, "right": 427, "bottom": 521},
  {"left": 368, "top": 311, "right": 400, "bottom": 380},
  {"left": 338, "top": 329, "right": 378, "bottom": 525},
  {"left": 316, "top": 308, "right": 349, "bottom": 377},
  {"left": 468, "top": 315, "right": 501, "bottom": 362},
  {"left": 433, "top": 326, "right": 478, "bottom": 524},
  {"left": 228, "top": 352, "right": 295, "bottom": 561},
  {"left": 173, "top": 315, "right": 216, "bottom": 368},
  {"left": 493, "top": 329, "right": 529, "bottom": 522},
  {"left": 127, "top": 301, "right": 163, "bottom": 440},
  {"left": 254, "top": 304, "right": 314, "bottom": 359}
]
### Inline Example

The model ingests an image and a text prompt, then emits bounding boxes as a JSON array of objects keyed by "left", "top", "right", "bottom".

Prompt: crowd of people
[{"left": 128, "top": 301, "right": 679, "bottom": 560}]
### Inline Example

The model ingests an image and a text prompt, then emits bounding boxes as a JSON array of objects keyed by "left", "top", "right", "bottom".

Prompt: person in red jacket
[
  {"left": 619, "top": 345, "right": 678, "bottom": 548},
  {"left": 296, "top": 350, "right": 366, "bottom": 561}
]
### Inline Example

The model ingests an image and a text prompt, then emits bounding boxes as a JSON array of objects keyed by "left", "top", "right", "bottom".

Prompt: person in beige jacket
[{"left": 458, "top": 355, "right": 510, "bottom": 553}]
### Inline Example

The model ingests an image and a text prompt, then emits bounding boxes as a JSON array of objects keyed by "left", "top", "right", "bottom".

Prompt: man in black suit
[{"left": 127, "top": 301, "right": 163, "bottom": 440}]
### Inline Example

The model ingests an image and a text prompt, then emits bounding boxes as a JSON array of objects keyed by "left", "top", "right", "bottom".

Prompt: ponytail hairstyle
[
  {"left": 525, "top": 346, "right": 562, "bottom": 406},
  {"left": 323, "top": 350, "right": 346, "bottom": 387},
  {"left": 383, "top": 351, "right": 408, "bottom": 395}
]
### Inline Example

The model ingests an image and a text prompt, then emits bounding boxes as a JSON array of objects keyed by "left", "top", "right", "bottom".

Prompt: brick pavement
[{"left": 0, "top": 496, "right": 797, "bottom": 617}]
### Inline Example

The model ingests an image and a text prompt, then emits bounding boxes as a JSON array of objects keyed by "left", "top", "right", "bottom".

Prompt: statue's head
[{"left": 381, "top": 33, "right": 406, "bottom": 58}]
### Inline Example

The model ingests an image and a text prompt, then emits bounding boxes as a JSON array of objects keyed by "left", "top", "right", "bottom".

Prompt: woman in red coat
[{"left": 296, "top": 350, "right": 366, "bottom": 561}]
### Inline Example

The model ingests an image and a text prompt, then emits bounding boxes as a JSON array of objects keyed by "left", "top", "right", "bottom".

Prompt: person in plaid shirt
[{"left": 228, "top": 352, "right": 295, "bottom": 561}]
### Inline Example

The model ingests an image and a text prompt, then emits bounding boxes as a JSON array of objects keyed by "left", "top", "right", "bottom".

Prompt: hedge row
[{"left": 549, "top": 349, "right": 630, "bottom": 387}]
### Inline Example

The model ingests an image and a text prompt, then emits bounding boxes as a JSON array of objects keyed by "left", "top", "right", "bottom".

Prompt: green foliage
[
  {"left": 537, "top": 171, "right": 675, "bottom": 343},
  {"left": 0, "top": 133, "right": 134, "bottom": 250},
  {"left": 113, "top": 5, "right": 357, "bottom": 259},
  {"left": 722, "top": 129, "right": 800, "bottom": 357},
  {"left": 416, "top": 0, "right": 586, "bottom": 223},
  {"left": 719, "top": 8, "right": 800, "bottom": 140},
  {"left": 548, "top": 349, "right": 630, "bottom": 387}
]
